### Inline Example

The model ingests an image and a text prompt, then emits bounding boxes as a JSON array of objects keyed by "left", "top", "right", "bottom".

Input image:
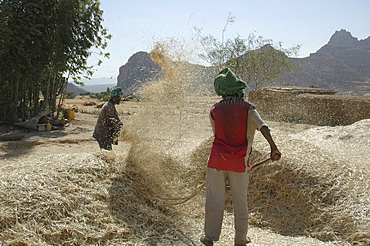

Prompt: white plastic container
[{"left": 37, "top": 124, "right": 46, "bottom": 131}]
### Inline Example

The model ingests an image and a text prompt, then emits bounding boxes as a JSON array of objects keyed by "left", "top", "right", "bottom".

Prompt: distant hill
[
  {"left": 113, "top": 29, "right": 370, "bottom": 96},
  {"left": 80, "top": 77, "right": 117, "bottom": 85},
  {"left": 65, "top": 82, "right": 117, "bottom": 94},
  {"left": 65, "top": 83, "right": 89, "bottom": 95},
  {"left": 81, "top": 84, "right": 116, "bottom": 93}
]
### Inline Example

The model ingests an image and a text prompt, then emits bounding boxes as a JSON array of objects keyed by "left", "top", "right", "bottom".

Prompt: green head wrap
[
  {"left": 110, "top": 87, "right": 123, "bottom": 97},
  {"left": 214, "top": 68, "right": 247, "bottom": 98}
]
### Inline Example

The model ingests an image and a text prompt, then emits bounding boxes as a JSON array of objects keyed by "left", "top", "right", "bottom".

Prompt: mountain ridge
[
  {"left": 274, "top": 29, "right": 370, "bottom": 95},
  {"left": 68, "top": 29, "right": 370, "bottom": 96}
]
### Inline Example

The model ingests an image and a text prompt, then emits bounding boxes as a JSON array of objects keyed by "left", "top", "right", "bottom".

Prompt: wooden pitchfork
[
  {"left": 247, "top": 158, "right": 272, "bottom": 171},
  {"left": 154, "top": 158, "right": 272, "bottom": 206}
]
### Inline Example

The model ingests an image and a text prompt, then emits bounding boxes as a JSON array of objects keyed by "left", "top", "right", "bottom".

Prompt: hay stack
[{"left": 0, "top": 152, "right": 196, "bottom": 245}]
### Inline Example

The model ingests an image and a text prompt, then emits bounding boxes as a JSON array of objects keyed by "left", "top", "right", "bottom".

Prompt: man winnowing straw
[
  {"left": 200, "top": 68, "right": 281, "bottom": 246},
  {"left": 93, "top": 87, "right": 124, "bottom": 150}
]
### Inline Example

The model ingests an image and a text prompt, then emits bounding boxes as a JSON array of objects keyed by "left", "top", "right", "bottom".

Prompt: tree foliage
[
  {"left": 0, "top": 0, "right": 110, "bottom": 123},
  {"left": 194, "top": 15, "right": 300, "bottom": 91}
]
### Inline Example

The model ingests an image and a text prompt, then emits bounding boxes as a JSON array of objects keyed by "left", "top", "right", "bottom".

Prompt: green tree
[
  {"left": 0, "top": 0, "right": 110, "bottom": 123},
  {"left": 194, "top": 15, "right": 300, "bottom": 91}
]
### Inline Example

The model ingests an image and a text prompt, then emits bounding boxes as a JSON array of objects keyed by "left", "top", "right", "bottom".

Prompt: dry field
[
  {"left": 0, "top": 94, "right": 369, "bottom": 246},
  {"left": 1, "top": 44, "right": 369, "bottom": 245}
]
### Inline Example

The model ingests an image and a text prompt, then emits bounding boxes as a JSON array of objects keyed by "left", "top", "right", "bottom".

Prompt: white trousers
[{"left": 204, "top": 168, "right": 249, "bottom": 244}]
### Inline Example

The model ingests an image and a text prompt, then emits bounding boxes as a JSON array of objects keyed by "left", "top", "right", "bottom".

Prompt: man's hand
[{"left": 271, "top": 149, "right": 281, "bottom": 161}]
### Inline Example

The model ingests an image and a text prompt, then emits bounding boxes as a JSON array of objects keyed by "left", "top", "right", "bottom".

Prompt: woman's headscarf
[{"left": 214, "top": 68, "right": 248, "bottom": 98}]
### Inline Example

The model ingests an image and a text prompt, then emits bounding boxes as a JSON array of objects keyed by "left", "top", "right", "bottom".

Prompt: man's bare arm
[{"left": 260, "top": 126, "right": 281, "bottom": 161}]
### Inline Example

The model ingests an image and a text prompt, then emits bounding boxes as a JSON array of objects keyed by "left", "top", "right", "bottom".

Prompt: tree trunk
[
  {"left": 56, "top": 76, "right": 68, "bottom": 119},
  {"left": 9, "top": 71, "right": 21, "bottom": 123}
]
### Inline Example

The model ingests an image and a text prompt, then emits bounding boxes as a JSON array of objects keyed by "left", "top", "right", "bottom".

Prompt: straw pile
[
  {"left": 248, "top": 130, "right": 369, "bottom": 244},
  {"left": 0, "top": 151, "right": 198, "bottom": 245}
]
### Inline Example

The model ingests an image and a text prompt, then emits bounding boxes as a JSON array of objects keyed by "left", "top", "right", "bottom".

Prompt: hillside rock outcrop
[
  {"left": 327, "top": 29, "right": 359, "bottom": 46},
  {"left": 117, "top": 51, "right": 162, "bottom": 94}
]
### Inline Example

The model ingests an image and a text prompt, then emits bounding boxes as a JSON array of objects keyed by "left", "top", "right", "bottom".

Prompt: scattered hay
[
  {"left": 0, "top": 152, "right": 195, "bottom": 245},
  {"left": 247, "top": 127, "right": 369, "bottom": 244}
]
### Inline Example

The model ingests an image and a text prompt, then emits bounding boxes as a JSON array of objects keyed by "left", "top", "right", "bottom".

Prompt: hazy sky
[{"left": 85, "top": 0, "right": 370, "bottom": 81}]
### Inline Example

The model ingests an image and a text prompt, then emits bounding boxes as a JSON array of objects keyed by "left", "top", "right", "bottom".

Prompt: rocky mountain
[
  {"left": 117, "top": 51, "right": 162, "bottom": 94},
  {"left": 274, "top": 29, "right": 370, "bottom": 95},
  {"left": 116, "top": 29, "right": 370, "bottom": 96},
  {"left": 117, "top": 51, "right": 215, "bottom": 94}
]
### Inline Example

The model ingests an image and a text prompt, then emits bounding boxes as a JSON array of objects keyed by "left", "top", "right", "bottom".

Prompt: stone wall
[{"left": 248, "top": 86, "right": 370, "bottom": 126}]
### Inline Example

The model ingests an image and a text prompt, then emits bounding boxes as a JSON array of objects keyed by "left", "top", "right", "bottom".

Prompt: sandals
[
  {"left": 200, "top": 236, "right": 214, "bottom": 246},
  {"left": 234, "top": 236, "right": 252, "bottom": 246},
  {"left": 201, "top": 236, "right": 251, "bottom": 246}
]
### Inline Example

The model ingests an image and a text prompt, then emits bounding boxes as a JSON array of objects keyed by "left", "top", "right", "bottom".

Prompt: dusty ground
[
  {"left": 0, "top": 97, "right": 314, "bottom": 168},
  {"left": 0, "top": 113, "right": 101, "bottom": 167},
  {"left": 0, "top": 97, "right": 138, "bottom": 167}
]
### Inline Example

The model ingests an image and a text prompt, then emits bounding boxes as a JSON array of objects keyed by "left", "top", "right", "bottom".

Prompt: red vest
[{"left": 208, "top": 102, "right": 250, "bottom": 172}]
